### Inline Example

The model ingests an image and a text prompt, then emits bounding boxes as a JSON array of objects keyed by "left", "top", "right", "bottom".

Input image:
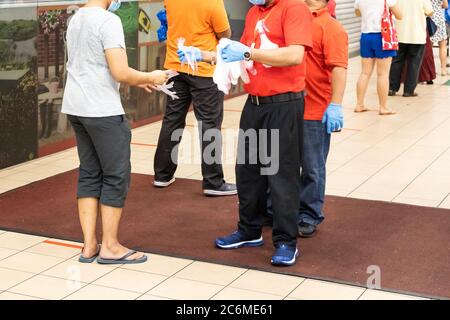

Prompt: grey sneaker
[
  {"left": 203, "top": 183, "right": 237, "bottom": 197},
  {"left": 298, "top": 222, "right": 317, "bottom": 238}
]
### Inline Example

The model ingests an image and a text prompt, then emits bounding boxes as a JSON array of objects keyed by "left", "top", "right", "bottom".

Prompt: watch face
[{"left": 244, "top": 52, "right": 251, "bottom": 60}]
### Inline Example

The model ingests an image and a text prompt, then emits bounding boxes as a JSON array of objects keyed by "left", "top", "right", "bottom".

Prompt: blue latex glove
[
  {"left": 322, "top": 103, "right": 344, "bottom": 134},
  {"left": 177, "top": 46, "right": 202, "bottom": 64},
  {"left": 156, "top": 9, "right": 168, "bottom": 42},
  {"left": 221, "top": 41, "right": 250, "bottom": 63}
]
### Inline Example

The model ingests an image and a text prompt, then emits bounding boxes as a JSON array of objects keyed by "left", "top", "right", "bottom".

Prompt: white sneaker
[{"left": 153, "top": 177, "right": 176, "bottom": 188}]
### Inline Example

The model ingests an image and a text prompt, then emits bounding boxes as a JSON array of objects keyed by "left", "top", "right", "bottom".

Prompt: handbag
[
  {"left": 426, "top": 17, "right": 438, "bottom": 37},
  {"left": 381, "top": 0, "right": 399, "bottom": 50}
]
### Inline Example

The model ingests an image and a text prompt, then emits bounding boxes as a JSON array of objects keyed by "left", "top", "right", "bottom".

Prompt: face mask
[
  {"left": 249, "top": 0, "right": 266, "bottom": 5},
  {"left": 107, "top": 0, "right": 121, "bottom": 12}
]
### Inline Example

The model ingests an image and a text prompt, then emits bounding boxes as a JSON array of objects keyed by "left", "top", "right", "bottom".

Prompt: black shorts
[{"left": 68, "top": 115, "right": 131, "bottom": 208}]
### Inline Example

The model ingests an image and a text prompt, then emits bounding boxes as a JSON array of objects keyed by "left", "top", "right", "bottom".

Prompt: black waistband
[{"left": 248, "top": 92, "right": 305, "bottom": 106}]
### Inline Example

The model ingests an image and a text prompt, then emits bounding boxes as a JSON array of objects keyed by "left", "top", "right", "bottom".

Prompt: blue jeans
[
  {"left": 298, "top": 120, "right": 330, "bottom": 226},
  {"left": 266, "top": 120, "right": 330, "bottom": 226}
]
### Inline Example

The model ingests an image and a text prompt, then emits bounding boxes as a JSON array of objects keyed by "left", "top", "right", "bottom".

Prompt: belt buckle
[{"left": 252, "top": 95, "right": 260, "bottom": 106}]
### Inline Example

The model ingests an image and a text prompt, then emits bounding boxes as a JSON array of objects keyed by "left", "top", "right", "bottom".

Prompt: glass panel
[{"left": 0, "top": 4, "right": 39, "bottom": 169}]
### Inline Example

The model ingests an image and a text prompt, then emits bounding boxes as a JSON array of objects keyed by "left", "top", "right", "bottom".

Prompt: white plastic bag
[{"left": 213, "top": 38, "right": 250, "bottom": 95}]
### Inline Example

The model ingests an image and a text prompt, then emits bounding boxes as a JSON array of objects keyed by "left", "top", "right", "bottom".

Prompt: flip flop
[
  {"left": 79, "top": 245, "right": 100, "bottom": 263},
  {"left": 379, "top": 110, "right": 396, "bottom": 116},
  {"left": 97, "top": 250, "right": 148, "bottom": 265}
]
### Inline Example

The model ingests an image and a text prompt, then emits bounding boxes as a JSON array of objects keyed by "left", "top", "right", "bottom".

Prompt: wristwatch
[{"left": 244, "top": 50, "right": 252, "bottom": 61}]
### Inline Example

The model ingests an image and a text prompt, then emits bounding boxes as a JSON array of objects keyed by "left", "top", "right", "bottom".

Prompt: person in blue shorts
[{"left": 354, "top": 0, "right": 402, "bottom": 115}]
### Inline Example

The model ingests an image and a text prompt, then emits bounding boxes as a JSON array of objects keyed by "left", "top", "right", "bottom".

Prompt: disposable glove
[
  {"left": 322, "top": 103, "right": 344, "bottom": 134},
  {"left": 156, "top": 9, "right": 168, "bottom": 42},
  {"left": 221, "top": 41, "right": 250, "bottom": 63},
  {"left": 177, "top": 46, "right": 202, "bottom": 64}
]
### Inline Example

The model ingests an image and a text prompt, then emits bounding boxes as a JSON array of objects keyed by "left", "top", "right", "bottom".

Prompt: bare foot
[
  {"left": 81, "top": 243, "right": 100, "bottom": 259},
  {"left": 354, "top": 106, "right": 371, "bottom": 113},
  {"left": 100, "top": 243, "right": 145, "bottom": 261},
  {"left": 379, "top": 108, "right": 396, "bottom": 116}
]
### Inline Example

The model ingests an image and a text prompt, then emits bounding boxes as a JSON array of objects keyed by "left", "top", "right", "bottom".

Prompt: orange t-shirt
[
  {"left": 305, "top": 8, "right": 348, "bottom": 121},
  {"left": 240, "top": 0, "right": 313, "bottom": 97},
  {"left": 164, "top": 0, "right": 230, "bottom": 78}
]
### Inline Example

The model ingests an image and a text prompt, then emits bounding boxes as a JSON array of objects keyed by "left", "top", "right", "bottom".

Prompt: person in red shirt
[
  {"left": 265, "top": 0, "right": 347, "bottom": 236},
  {"left": 297, "top": 0, "right": 348, "bottom": 237},
  {"left": 179, "top": 0, "right": 313, "bottom": 266},
  {"left": 217, "top": 0, "right": 313, "bottom": 267}
]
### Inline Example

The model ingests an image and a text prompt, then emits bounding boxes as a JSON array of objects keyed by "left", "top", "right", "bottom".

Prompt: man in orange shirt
[
  {"left": 153, "top": 0, "right": 236, "bottom": 196},
  {"left": 298, "top": 0, "right": 348, "bottom": 237}
]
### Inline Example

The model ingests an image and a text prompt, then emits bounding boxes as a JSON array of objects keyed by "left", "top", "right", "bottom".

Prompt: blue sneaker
[
  {"left": 271, "top": 244, "right": 299, "bottom": 266},
  {"left": 215, "top": 231, "right": 264, "bottom": 249}
]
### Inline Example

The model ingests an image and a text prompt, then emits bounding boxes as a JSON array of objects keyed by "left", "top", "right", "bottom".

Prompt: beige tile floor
[{"left": 0, "top": 55, "right": 449, "bottom": 300}]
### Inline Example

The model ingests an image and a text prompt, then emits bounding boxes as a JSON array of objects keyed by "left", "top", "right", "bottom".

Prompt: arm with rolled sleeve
[
  {"left": 323, "top": 24, "right": 348, "bottom": 105},
  {"left": 210, "top": 0, "right": 231, "bottom": 39},
  {"left": 102, "top": 16, "right": 169, "bottom": 87},
  {"left": 322, "top": 24, "right": 348, "bottom": 133}
]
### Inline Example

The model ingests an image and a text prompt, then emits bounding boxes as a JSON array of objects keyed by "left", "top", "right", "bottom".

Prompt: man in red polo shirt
[
  {"left": 297, "top": 0, "right": 348, "bottom": 237},
  {"left": 212, "top": 0, "right": 313, "bottom": 266}
]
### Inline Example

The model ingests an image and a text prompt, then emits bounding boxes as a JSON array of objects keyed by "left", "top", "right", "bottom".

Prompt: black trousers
[
  {"left": 236, "top": 95, "right": 304, "bottom": 247},
  {"left": 389, "top": 43, "right": 426, "bottom": 94},
  {"left": 154, "top": 73, "right": 225, "bottom": 190},
  {"left": 68, "top": 115, "right": 131, "bottom": 208}
]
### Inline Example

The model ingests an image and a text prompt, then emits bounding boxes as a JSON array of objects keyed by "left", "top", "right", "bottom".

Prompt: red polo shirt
[
  {"left": 240, "top": 0, "right": 313, "bottom": 97},
  {"left": 304, "top": 7, "right": 348, "bottom": 121}
]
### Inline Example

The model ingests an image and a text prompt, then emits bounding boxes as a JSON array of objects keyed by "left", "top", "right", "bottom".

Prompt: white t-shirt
[
  {"left": 355, "top": 0, "right": 397, "bottom": 33},
  {"left": 62, "top": 7, "right": 126, "bottom": 117},
  {"left": 396, "top": 0, "right": 433, "bottom": 44}
]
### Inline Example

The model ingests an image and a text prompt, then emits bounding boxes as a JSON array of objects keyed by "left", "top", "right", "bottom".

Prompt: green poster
[{"left": 115, "top": 1, "right": 138, "bottom": 69}]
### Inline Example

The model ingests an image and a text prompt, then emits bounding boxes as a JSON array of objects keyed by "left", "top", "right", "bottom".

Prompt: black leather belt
[{"left": 249, "top": 91, "right": 305, "bottom": 106}]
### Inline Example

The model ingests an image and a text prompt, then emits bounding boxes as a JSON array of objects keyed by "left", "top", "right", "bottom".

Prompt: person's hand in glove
[
  {"left": 322, "top": 103, "right": 344, "bottom": 134},
  {"left": 177, "top": 46, "right": 202, "bottom": 64},
  {"left": 221, "top": 41, "right": 250, "bottom": 63}
]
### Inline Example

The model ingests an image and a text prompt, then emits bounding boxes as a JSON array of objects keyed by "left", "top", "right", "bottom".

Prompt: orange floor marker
[{"left": 43, "top": 239, "right": 83, "bottom": 250}]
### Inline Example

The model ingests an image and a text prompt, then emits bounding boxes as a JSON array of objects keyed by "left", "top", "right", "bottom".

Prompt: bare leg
[
  {"left": 78, "top": 197, "right": 99, "bottom": 258},
  {"left": 99, "top": 204, "right": 144, "bottom": 261},
  {"left": 439, "top": 40, "right": 448, "bottom": 76},
  {"left": 356, "top": 58, "right": 376, "bottom": 112},
  {"left": 376, "top": 57, "right": 396, "bottom": 115}
]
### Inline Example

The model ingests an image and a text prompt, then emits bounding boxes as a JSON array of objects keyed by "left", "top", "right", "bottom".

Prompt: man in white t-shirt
[
  {"left": 389, "top": 0, "right": 434, "bottom": 97},
  {"left": 62, "top": 0, "right": 168, "bottom": 265}
]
